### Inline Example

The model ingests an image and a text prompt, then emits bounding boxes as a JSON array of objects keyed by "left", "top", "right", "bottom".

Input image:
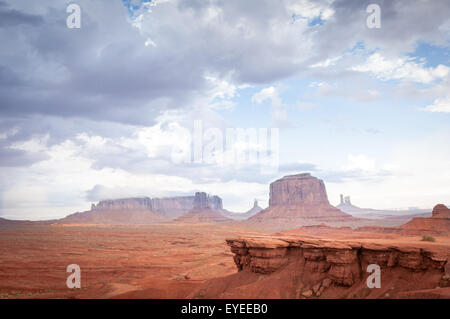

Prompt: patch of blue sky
[
  {"left": 409, "top": 42, "right": 450, "bottom": 67},
  {"left": 291, "top": 13, "right": 324, "bottom": 26},
  {"left": 121, "top": 0, "right": 151, "bottom": 16}
]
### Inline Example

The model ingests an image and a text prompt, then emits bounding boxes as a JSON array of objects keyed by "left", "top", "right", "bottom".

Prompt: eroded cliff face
[
  {"left": 60, "top": 193, "right": 226, "bottom": 224},
  {"left": 90, "top": 194, "right": 224, "bottom": 218},
  {"left": 151, "top": 197, "right": 195, "bottom": 217},
  {"left": 226, "top": 236, "right": 448, "bottom": 292},
  {"left": 174, "top": 192, "right": 231, "bottom": 223},
  {"left": 269, "top": 173, "right": 329, "bottom": 206},
  {"left": 432, "top": 204, "right": 450, "bottom": 219},
  {"left": 93, "top": 197, "right": 153, "bottom": 211},
  {"left": 248, "top": 173, "right": 355, "bottom": 227}
]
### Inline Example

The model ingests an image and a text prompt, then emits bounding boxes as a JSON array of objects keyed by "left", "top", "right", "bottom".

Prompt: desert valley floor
[
  {"left": 0, "top": 174, "right": 449, "bottom": 299},
  {"left": 0, "top": 223, "right": 256, "bottom": 299},
  {"left": 0, "top": 222, "right": 449, "bottom": 299}
]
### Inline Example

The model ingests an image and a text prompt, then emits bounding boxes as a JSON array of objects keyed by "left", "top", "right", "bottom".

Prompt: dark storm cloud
[
  {"left": 2, "top": 0, "right": 449, "bottom": 127},
  {"left": 0, "top": 0, "right": 206, "bottom": 128},
  {"left": 0, "top": 148, "right": 49, "bottom": 167},
  {"left": 0, "top": 0, "right": 449, "bottom": 180},
  {"left": 0, "top": 2, "right": 44, "bottom": 27},
  {"left": 311, "top": 0, "right": 450, "bottom": 61}
]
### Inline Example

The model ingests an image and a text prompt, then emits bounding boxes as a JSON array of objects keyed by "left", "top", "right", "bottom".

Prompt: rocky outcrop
[
  {"left": 91, "top": 195, "right": 223, "bottom": 218},
  {"left": 243, "top": 200, "right": 263, "bottom": 218},
  {"left": 189, "top": 234, "right": 448, "bottom": 299},
  {"left": 92, "top": 197, "right": 153, "bottom": 211},
  {"left": 269, "top": 173, "right": 329, "bottom": 206},
  {"left": 192, "top": 192, "right": 221, "bottom": 210},
  {"left": 220, "top": 200, "right": 264, "bottom": 221},
  {"left": 401, "top": 204, "right": 450, "bottom": 235},
  {"left": 59, "top": 193, "right": 227, "bottom": 224},
  {"left": 174, "top": 192, "right": 232, "bottom": 223},
  {"left": 149, "top": 196, "right": 195, "bottom": 218},
  {"left": 431, "top": 204, "right": 450, "bottom": 219},
  {"left": 336, "top": 195, "right": 431, "bottom": 223},
  {"left": 248, "top": 173, "right": 355, "bottom": 228},
  {"left": 226, "top": 235, "right": 448, "bottom": 288}
]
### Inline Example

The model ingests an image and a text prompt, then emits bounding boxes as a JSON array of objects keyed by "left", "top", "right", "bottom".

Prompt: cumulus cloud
[
  {"left": 352, "top": 53, "right": 449, "bottom": 84},
  {"left": 1, "top": 0, "right": 450, "bottom": 218},
  {"left": 424, "top": 97, "right": 450, "bottom": 113}
]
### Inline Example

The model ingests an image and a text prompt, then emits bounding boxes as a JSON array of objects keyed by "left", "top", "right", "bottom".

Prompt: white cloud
[
  {"left": 251, "top": 86, "right": 288, "bottom": 126},
  {"left": 251, "top": 86, "right": 276, "bottom": 104},
  {"left": 287, "top": 0, "right": 335, "bottom": 22},
  {"left": 310, "top": 55, "right": 342, "bottom": 68},
  {"left": 327, "top": 131, "right": 450, "bottom": 209},
  {"left": 352, "top": 53, "right": 449, "bottom": 84},
  {"left": 424, "top": 97, "right": 450, "bottom": 113}
]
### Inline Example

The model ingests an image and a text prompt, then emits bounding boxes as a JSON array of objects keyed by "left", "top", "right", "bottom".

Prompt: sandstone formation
[
  {"left": 58, "top": 193, "right": 227, "bottom": 224},
  {"left": 174, "top": 192, "right": 232, "bottom": 223},
  {"left": 401, "top": 204, "right": 450, "bottom": 234},
  {"left": 91, "top": 195, "right": 224, "bottom": 218},
  {"left": 151, "top": 197, "right": 195, "bottom": 217},
  {"left": 432, "top": 204, "right": 450, "bottom": 219},
  {"left": 189, "top": 235, "right": 449, "bottom": 298},
  {"left": 220, "top": 200, "right": 263, "bottom": 221},
  {"left": 268, "top": 173, "right": 329, "bottom": 207},
  {"left": 242, "top": 200, "right": 263, "bottom": 218},
  {"left": 337, "top": 194, "right": 431, "bottom": 223},
  {"left": 92, "top": 197, "right": 153, "bottom": 211},
  {"left": 248, "top": 173, "right": 355, "bottom": 228},
  {"left": 227, "top": 236, "right": 447, "bottom": 280}
]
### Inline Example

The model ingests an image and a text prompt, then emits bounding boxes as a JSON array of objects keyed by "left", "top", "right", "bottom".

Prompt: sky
[{"left": 0, "top": 0, "right": 449, "bottom": 220}]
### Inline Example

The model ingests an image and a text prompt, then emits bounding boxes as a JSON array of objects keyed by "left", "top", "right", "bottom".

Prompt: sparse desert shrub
[{"left": 421, "top": 235, "right": 436, "bottom": 242}]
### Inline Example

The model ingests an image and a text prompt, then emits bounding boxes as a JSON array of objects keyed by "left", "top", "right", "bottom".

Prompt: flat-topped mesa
[
  {"left": 60, "top": 193, "right": 227, "bottom": 224},
  {"left": 151, "top": 196, "right": 195, "bottom": 217},
  {"left": 269, "top": 173, "right": 330, "bottom": 207},
  {"left": 91, "top": 194, "right": 224, "bottom": 215},
  {"left": 210, "top": 195, "right": 223, "bottom": 210},
  {"left": 174, "top": 192, "right": 231, "bottom": 223},
  {"left": 92, "top": 197, "right": 153, "bottom": 211}
]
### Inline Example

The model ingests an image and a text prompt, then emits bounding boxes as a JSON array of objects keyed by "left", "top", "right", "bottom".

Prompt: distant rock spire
[{"left": 344, "top": 196, "right": 351, "bottom": 205}]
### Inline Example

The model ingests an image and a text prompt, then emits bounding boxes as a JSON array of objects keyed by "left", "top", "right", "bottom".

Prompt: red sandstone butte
[
  {"left": 248, "top": 173, "right": 355, "bottom": 227},
  {"left": 401, "top": 204, "right": 450, "bottom": 235},
  {"left": 174, "top": 192, "right": 232, "bottom": 223}
]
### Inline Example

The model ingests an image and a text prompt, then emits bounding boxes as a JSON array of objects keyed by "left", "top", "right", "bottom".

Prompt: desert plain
[{"left": 0, "top": 173, "right": 449, "bottom": 299}]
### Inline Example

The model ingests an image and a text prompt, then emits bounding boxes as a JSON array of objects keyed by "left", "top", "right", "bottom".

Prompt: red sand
[{"left": 0, "top": 223, "right": 448, "bottom": 299}]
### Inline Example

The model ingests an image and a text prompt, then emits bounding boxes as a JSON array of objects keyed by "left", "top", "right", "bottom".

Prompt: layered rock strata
[
  {"left": 227, "top": 236, "right": 448, "bottom": 286},
  {"left": 249, "top": 173, "right": 355, "bottom": 226},
  {"left": 174, "top": 192, "right": 232, "bottom": 223},
  {"left": 401, "top": 204, "right": 450, "bottom": 235}
]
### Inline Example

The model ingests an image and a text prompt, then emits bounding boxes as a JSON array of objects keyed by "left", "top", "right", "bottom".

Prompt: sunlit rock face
[
  {"left": 269, "top": 173, "right": 330, "bottom": 207},
  {"left": 248, "top": 173, "right": 354, "bottom": 227}
]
